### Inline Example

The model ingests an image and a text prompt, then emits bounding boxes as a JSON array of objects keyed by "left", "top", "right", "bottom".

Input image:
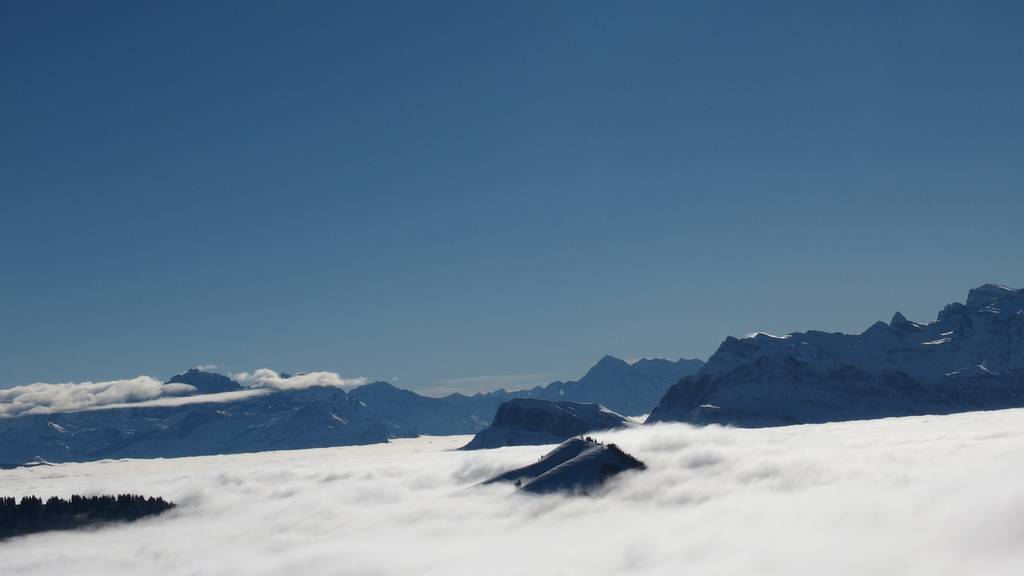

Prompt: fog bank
[{"left": 2, "top": 410, "right": 1023, "bottom": 575}]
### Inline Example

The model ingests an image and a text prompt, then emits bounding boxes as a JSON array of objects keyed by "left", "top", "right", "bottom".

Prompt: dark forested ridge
[{"left": 0, "top": 494, "right": 175, "bottom": 539}]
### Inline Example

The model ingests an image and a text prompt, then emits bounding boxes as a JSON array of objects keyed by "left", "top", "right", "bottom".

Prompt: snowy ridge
[
  {"left": 0, "top": 372, "right": 488, "bottom": 465},
  {"left": 649, "top": 284, "right": 1024, "bottom": 427}
]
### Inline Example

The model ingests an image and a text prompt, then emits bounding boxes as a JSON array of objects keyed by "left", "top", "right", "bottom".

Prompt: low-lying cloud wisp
[
  {"left": 0, "top": 368, "right": 371, "bottom": 418},
  {"left": 231, "top": 369, "right": 368, "bottom": 391},
  {"left": 0, "top": 376, "right": 171, "bottom": 418}
]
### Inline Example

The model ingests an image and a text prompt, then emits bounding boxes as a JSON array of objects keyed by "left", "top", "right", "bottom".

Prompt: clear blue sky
[{"left": 2, "top": 1, "right": 1022, "bottom": 392}]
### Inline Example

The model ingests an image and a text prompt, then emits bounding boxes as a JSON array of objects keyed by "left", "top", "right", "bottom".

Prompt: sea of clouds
[
  {"left": 2, "top": 409, "right": 1024, "bottom": 575},
  {"left": 0, "top": 369, "right": 367, "bottom": 418}
]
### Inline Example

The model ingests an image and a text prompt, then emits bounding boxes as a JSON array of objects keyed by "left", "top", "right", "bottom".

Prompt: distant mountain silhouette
[
  {"left": 445, "top": 356, "right": 703, "bottom": 419},
  {"left": 348, "top": 381, "right": 486, "bottom": 436},
  {"left": 649, "top": 284, "right": 1024, "bottom": 427}
]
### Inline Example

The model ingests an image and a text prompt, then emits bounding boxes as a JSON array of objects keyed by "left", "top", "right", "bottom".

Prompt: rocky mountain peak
[
  {"left": 166, "top": 369, "right": 242, "bottom": 395},
  {"left": 966, "top": 284, "right": 1020, "bottom": 310}
]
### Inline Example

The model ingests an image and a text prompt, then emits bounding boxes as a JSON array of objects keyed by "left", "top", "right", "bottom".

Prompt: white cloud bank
[
  {"left": 0, "top": 369, "right": 370, "bottom": 418},
  {"left": 231, "top": 369, "right": 368, "bottom": 391},
  {"left": 0, "top": 376, "right": 170, "bottom": 418},
  {"left": 2, "top": 409, "right": 1024, "bottom": 575}
]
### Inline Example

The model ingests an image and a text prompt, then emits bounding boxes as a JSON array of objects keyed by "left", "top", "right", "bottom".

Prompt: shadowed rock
[{"left": 461, "top": 399, "right": 630, "bottom": 450}]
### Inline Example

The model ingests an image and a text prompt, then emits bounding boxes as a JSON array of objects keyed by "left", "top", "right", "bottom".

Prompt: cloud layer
[
  {"left": 0, "top": 377, "right": 169, "bottom": 418},
  {"left": 0, "top": 369, "right": 370, "bottom": 418},
  {"left": 231, "top": 369, "right": 368, "bottom": 390},
  {"left": 2, "top": 409, "right": 1024, "bottom": 575}
]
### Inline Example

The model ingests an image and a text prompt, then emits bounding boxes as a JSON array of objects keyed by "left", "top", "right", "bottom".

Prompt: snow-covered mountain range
[
  {"left": 648, "top": 284, "right": 1024, "bottom": 426},
  {"left": 5, "top": 283, "right": 1020, "bottom": 463},
  {"left": 0, "top": 355, "right": 690, "bottom": 465}
]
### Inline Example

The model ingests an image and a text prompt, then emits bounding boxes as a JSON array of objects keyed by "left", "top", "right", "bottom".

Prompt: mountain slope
[
  {"left": 648, "top": 284, "right": 1024, "bottom": 427},
  {"left": 348, "top": 381, "right": 486, "bottom": 437},
  {"left": 461, "top": 398, "right": 630, "bottom": 450},
  {"left": 0, "top": 385, "right": 389, "bottom": 465},
  {"left": 483, "top": 437, "right": 646, "bottom": 494}
]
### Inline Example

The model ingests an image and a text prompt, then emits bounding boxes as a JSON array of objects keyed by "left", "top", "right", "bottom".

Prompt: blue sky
[{"left": 2, "top": 1, "right": 1022, "bottom": 392}]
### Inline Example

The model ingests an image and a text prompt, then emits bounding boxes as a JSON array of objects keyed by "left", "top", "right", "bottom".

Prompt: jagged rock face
[
  {"left": 702, "top": 284, "right": 1024, "bottom": 381},
  {"left": 649, "top": 284, "right": 1024, "bottom": 427},
  {"left": 461, "top": 399, "right": 629, "bottom": 450},
  {"left": 482, "top": 437, "right": 646, "bottom": 494},
  {"left": 167, "top": 369, "right": 242, "bottom": 395}
]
